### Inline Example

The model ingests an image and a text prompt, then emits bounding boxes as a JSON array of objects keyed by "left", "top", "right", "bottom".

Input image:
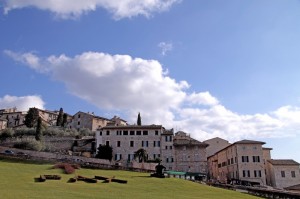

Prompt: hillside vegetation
[{"left": 0, "top": 158, "right": 259, "bottom": 199}]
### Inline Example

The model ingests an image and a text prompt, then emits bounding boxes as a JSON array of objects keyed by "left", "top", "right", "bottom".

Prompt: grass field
[{"left": 0, "top": 158, "right": 259, "bottom": 199}]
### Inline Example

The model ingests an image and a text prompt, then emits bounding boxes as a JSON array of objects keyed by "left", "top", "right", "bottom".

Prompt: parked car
[{"left": 4, "top": 150, "right": 14, "bottom": 154}]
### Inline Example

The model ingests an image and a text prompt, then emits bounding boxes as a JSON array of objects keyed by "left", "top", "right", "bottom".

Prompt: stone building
[
  {"left": 204, "top": 137, "right": 230, "bottom": 157},
  {"left": 96, "top": 124, "right": 175, "bottom": 169},
  {"left": 267, "top": 159, "right": 300, "bottom": 189},
  {"left": 173, "top": 131, "right": 208, "bottom": 174},
  {"left": 0, "top": 118, "right": 7, "bottom": 130},
  {"left": 208, "top": 140, "right": 267, "bottom": 186},
  {"left": 0, "top": 108, "right": 27, "bottom": 128},
  {"left": 68, "top": 111, "right": 111, "bottom": 132}
]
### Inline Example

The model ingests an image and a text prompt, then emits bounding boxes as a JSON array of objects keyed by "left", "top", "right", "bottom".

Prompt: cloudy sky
[{"left": 1, "top": 0, "right": 300, "bottom": 162}]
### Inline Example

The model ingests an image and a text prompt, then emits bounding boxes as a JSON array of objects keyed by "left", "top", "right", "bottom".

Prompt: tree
[
  {"left": 56, "top": 108, "right": 64, "bottom": 127},
  {"left": 137, "top": 112, "right": 142, "bottom": 126},
  {"left": 35, "top": 117, "right": 43, "bottom": 141},
  {"left": 134, "top": 148, "right": 148, "bottom": 163},
  {"left": 95, "top": 144, "right": 113, "bottom": 161},
  {"left": 62, "top": 113, "right": 68, "bottom": 127},
  {"left": 24, "top": 108, "right": 39, "bottom": 128}
]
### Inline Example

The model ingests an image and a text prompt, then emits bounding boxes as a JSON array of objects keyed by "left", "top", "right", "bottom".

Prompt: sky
[{"left": 1, "top": 0, "right": 300, "bottom": 162}]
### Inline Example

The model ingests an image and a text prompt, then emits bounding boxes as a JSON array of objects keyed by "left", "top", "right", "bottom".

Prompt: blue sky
[{"left": 1, "top": 0, "right": 300, "bottom": 162}]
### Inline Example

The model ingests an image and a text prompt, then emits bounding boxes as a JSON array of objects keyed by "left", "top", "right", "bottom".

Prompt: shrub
[
  {"left": 79, "top": 128, "right": 93, "bottom": 136},
  {"left": 13, "top": 138, "right": 44, "bottom": 151},
  {"left": 0, "top": 128, "right": 14, "bottom": 141},
  {"left": 43, "top": 127, "right": 65, "bottom": 137},
  {"left": 14, "top": 128, "right": 36, "bottom": 137}
]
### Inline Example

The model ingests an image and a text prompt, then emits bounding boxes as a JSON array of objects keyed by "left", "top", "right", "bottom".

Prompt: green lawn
[{"left": 0, "top": 158, "right": 259, "bottom": 199}]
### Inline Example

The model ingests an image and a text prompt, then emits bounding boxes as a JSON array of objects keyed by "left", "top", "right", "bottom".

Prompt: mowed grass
[{"left": 0, "top": 159, "right": 259, "bottom": 199}]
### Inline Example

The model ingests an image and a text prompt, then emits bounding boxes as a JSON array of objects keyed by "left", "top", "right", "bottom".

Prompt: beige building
[
  {"left": 37, "top": 109, "right": 59, "bottom": 126},
  {"left": 69, "top": 111, "right": 111, "bottom": 132},
  {"left": 204, "top": 137, "right": 230, "bottom": 157},
  {"left": 208, "top": 140, "right": 267, "bottom": 186},
  {"left": 0, "top": 109, "right": 27, "bottom": 128},
  {"left": 267, "top": 159, "right": 300, "bottom": 189},
  {"left": 96, "top": 125, "right": 174, "bottom": 169},
  {"left": 173, "top": 131, "right": 208, "bottom": 174},
  {"left": 0, "top": 118, "right": 7, "bottom": 130}
]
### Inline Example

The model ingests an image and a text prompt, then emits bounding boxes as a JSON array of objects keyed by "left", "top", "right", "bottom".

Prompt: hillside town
[{"left": 0, "top": 107, "right": 300, "bottom": 193}]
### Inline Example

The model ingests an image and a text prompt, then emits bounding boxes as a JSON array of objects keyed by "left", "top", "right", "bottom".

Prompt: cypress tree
[
  {"left": 56, "top": 108, "right": 64, "bottom": 126},
  {"left": 35, "top": 117, "right": 43, "bottom": 141},
  {"left": 137, "top": 112, "right": 142, "bottom": 126},
  {"left": 62, "top": 113, "right": 68, "bottom": 127}
]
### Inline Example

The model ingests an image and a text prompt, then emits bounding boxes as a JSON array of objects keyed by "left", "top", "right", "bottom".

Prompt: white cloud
[
  {"left": 0, "top": 95, "right": 45, "bottom": 111},
  {"left": 5, "top": 50, "right": 300, "bottom": 142},
  {"left": 158, "top": 42, "right": 173, "bottom": 56},
  {"left": 3, "top": 0, "right": 181, "bottom": 19}
]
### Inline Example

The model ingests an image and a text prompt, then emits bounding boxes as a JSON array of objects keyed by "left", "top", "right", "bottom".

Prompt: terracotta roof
[
  {"left": 234, "top": 139, "right": 266, "bottom": 145},
  {"left": 268, "top": 159, "right": 300, "bottom": 166}
]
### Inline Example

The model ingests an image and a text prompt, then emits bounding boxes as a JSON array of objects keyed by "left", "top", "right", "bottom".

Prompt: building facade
[
  {"left": 204, "top": 137, "right": 230, "bottom": 157},
  {"left": 267, "top": 159, "right": 300, "bottom": 189},
  {"left": 173, "top": 131, "right": 208, "bottom": 174},
  {"left": 208, "top": 140, "right": 267, "bottom": 186},
  {"left": 69, "top": 111, "right": 111, "bottom": 132},
  {"left": 0, "top": 118, "right": 7, "bottom": 130},
  {"left": 96, "top": 125, "right": 174, "bottom": 169}
]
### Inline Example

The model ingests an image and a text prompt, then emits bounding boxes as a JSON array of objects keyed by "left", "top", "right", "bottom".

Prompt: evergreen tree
[
  {"left": 35, "top": 117, "right": 43, "bottom": 141},
  {"left": 62, "top": 113, "right": 68, "bottom": 127},
  {"left": 56, "top": 108, "right": 64, "bottom": 126},
  {"left": 95, "top": 144, "right": 113, "bottom": 161},
  {"left": 137, "top": 112, "right": 142, "bottom": 126},
  {"left": 24, "top": 107, "right": 39, "bottom": 128}
]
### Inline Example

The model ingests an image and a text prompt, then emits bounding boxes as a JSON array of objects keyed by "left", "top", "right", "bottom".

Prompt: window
[
  {"left": 136, "top": 131, "right": 141, "bottom": 135},
  {"left": 218, "top": 164, "right": 221, "bottom": 168},
  {"left": 99, "top": 131, "right": 102, "bottom": 136},
  {"left": 123, "top": 131, "right": 128, "bottom": 135},
  {"left": 115, "top": 154, "right": 122, "bottom": 161},
  {"left": 254, "top": 170, "right": 262, "bottom": 178},
  {"left": 106, "top": 130, "right": 110, "bottom": 135},
  {"left": 228, "top": 159, "right": 230, "bottom": 165},
  {"left": 106, "top": 141, "right": 110, "bottom": 146},
  {"left": 143, "top": 131, "right": 148, "bottom": 135},
  {"left": 155, "top": 130, "right": 159, "bottom": 135},
  {"left": 292, "top": 171, "right": 296, "bottom": 178},
  {"left": 78, "top": 114, "right": 80, "bottom": 118},
  {"left": 142, "top": 141, "right": 148, "bottom": 147},
  {"left": 130, "top": 141, "right": 134, "bottom": 147},
  {"left": 166, "top": 158, "right": 169, "bottom": 163},
  {"left": 235, "top": 157, "right": 237, "bottom": 163},
  {"left": 117, "top": 141, "right": 121, "bottom": 147},
  {"left": 169, "top": 146, "right": 172, "bottom": 149},
  {"left": 242, "top": 156, "right": 249, "bottom": 162},
  {"left": 243, "top": 170, "right": 250, "bottom": 177},
  {"left": 165, "top": 136, "right": 172, "bottom": 142},
  {"left": 281, "top": 171, "right": 285, "bottom": 178},
  {"left": 253, "top": 156, "right": 260, "bottom": 162},
  {"left": 77, "top": 121, "right": 80, "bottom": 125},
  {"left": 165, "top": 146, "right": 168, "bottom": 150},
  {"left": 154, "top": 141, "right": 160, "bottom": 147},
  {"left": 116, "top": 131, "right": 121, "bottom": 135},
  {"left": 231, "top": 158, "right": 234, "bottom": 164},
  {"left": 130, "top": 131, "right": 135, "bottom": 135},
  {"left": 222, "top": 162, "right": 226, "bottom": 167},
  {"left": 171, "top": 157, "right": 174, "bottom": 162}
]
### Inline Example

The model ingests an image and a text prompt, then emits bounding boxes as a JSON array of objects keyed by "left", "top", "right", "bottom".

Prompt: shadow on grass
[{"left": 34, "top": 177, "right": 43, "bottom": 183}]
